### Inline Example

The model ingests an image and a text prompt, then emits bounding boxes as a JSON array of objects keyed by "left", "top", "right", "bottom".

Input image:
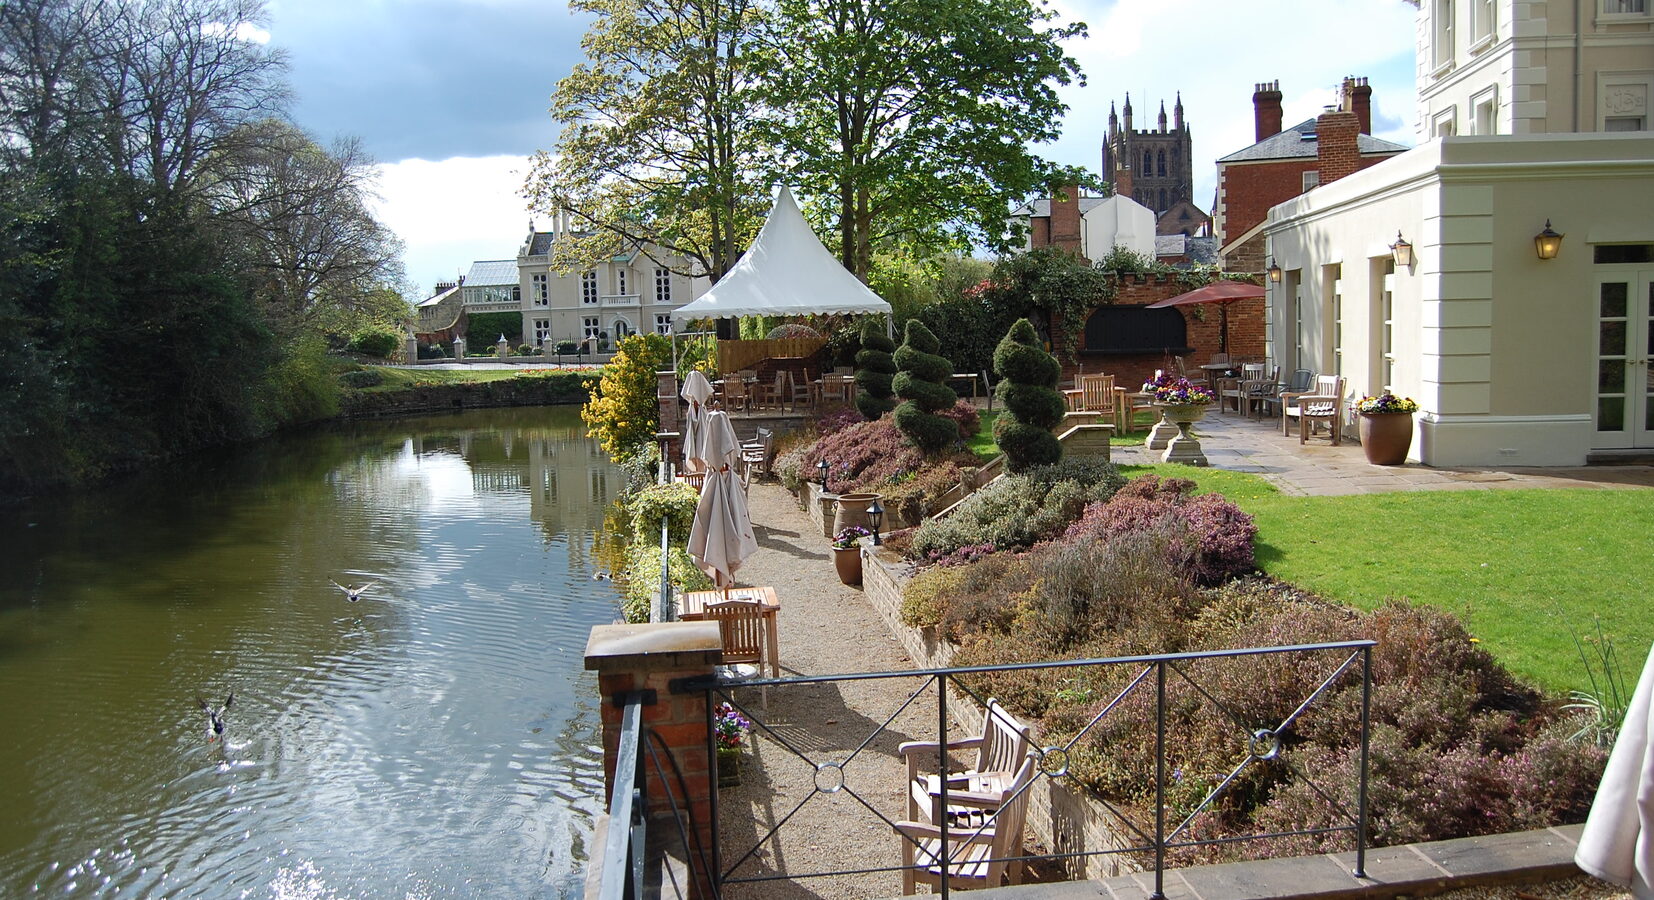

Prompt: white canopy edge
[{"left": 671, "top": 186, "right": 893, "bottom": 326}]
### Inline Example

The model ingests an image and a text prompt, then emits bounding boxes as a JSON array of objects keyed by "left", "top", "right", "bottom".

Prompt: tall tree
[
  {"left": 763, "top": 0, "right": 1089, "bottom": 279},
  {"left": 526, "top": 0, "right": 774, "bottom": 281}
]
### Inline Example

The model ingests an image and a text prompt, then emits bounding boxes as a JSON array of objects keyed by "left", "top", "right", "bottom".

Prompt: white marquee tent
[{"left": 670, "top": 186, "right": 893, "bottom": 328}]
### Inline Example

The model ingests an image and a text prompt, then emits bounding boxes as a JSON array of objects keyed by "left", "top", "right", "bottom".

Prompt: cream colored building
[
  {"left": 1261, "top": 0, "right": 1654, "bottom": 467},
  {"left": 515, "top": 224, "right": 708, "bottom": 349}
]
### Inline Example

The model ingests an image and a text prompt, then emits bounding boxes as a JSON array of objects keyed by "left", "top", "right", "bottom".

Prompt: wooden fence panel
[{"left": 717, "top": 338, "right": 828, "bottom": 374}]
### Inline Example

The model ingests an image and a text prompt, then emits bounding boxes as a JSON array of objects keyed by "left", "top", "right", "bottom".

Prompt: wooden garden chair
[
  {"left": 721, "top": 377, "right": 751, "bottom": 413},
  {"left": 1078, "top": 373, "right": 1120, "bottom": 427},
  {"left": 707, "top": 599, "right": 768, "bottom": 708},
  {"left": 898, "top": 698, "right": 1033, "bottom": 823},
  {"left": 1298, "top": 374, "right": 1348, "bottom": 444},
  {"left": 893, "top": 752, "right": 1037, "bottom": 894}
]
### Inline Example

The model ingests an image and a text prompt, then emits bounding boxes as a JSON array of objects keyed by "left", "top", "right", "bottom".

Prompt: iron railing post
[
  {"left": 938, "top": 672, "right": 950, "bottom": 900},
  {"left": 708, "top": 690, "right": 722, "bottom": 893},
  {"left": 1355, "top": 645, "right": 1372, "bottom": 879},
  {"left": 1153, "top": 658, "right": 1167, "bottom": 900},
  {"left": 659, "top": 516, "right": 675, "bottom": 621},
  {"left": 600, "top": 696, "right": 644, "bottom": 899}
]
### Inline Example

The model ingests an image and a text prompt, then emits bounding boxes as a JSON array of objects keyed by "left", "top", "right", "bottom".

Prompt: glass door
[{"left": 1593, "top": 271, "right": 1654, "bottom": 448}]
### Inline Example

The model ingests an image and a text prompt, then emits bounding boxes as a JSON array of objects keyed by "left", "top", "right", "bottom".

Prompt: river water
[{"left": 0, "top": 407, "right": 623, "bottom": 898}]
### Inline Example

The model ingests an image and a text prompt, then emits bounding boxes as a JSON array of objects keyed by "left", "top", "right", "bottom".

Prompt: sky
[{"left": 263, "top": 0, "right": 1421, "bottom": 297}]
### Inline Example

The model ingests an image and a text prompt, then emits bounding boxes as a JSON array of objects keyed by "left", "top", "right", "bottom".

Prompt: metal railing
[
  {"left": 594, "top": 693, "right": 648, "bottom": 900},
  {"left": 681, "top": 639, "right": 1375, "bottom": 899}
]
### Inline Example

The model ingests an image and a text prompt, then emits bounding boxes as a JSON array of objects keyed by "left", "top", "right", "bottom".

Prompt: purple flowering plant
[
  {"left": 1145, "top": 375, "right": 1215, "bottom": 405},
  {"left": 831, "top": 525, "right": 872, "bottom": 550},
  {"left": 1355, "top": 392, "right": 1420, "bottom": 415},
  {"left": 714, "top": 702, "right": 751, "bottom": 751}
]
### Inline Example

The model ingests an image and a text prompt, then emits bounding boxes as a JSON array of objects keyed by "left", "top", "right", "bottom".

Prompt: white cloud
[
  {"left": 202, "top": 21, "right": 272, "bottom": 44},
  {"left": 372, "top": 155, "right": 540, "bottom": 296},
  {"left": 1041, "top": 0, "right": 1419, "bottom": 207}
]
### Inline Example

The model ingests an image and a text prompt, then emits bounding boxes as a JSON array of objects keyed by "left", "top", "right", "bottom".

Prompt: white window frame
[
  {"left": 533, "top": 318, "right": 551, "bottom": 344},
  {"left": 616, "top": 268, "right": 628, "bottom": 296},
  {"left": 1469, "top": 0, "right": 1495, "bottom": 50},
  {"left": 1470, "top": 85, "right": 1499, "bottom": 134},
  {"left": 1432, "top": 106, "right": 1459, "bottom": 138},
  {"left": 532, "top": 273, "right": 548, "bottom": 307},
  {"left": 1597, "top": 73, "right": 1652, "bottom": 132},
  {"left": 654, "top": 267, "right": 672, "bottom": 305},
  {"left": 611, "top": 316, "right": 634, "bottom": 339},
  {"left": 1431, "top": 0, "right": 1455, "bottom": 75},
  {"left": 655, "top": 314, "right": 672, "bottom": 335},
  {"left": 581, "top": 271, "right": 598, "bottom": 305},
  {"left": 582, "top": 316, "right": 600, "bottom": 340},
  {"left": 1302, "top": 171, "right": 1321, "bottom": 192},
  {"left": 1600, "top": 0, "right": 1649, "bottom": 20}
]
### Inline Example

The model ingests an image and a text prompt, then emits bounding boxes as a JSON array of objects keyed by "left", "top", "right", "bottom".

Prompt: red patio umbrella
[{"left": 1145, "top": 280, "right": 1266, "bottom": 355}]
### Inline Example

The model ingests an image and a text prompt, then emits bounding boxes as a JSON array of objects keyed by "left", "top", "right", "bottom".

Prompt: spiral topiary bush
[
  {"left": 854, "top": 318, "right": 898, "bottom": 420},
  {"left": 992, "top": 318, "right": 1064, "bottom": 472},
  {"left": 892, "top": 321, "right": 959, "bottom": 453}
]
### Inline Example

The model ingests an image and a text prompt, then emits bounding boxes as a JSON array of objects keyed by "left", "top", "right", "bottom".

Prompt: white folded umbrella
[
  {"left": 680, "top": 369, "right": 714, "bottom": 473},
  {"left": 686, "top": 410, "right": 757, "bottom": 591},
  {"left": 1576, "top": 640, "right": 1654, "bottom": 898}
]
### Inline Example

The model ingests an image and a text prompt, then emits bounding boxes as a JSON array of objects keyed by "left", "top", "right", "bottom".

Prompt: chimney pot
[{"left": 1253, "top": 80, "right": 1285, "bottom": 142}]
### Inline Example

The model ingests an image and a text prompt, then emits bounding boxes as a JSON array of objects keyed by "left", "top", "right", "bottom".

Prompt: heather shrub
[
  {"left": 816, "top": 406, "right": 864, "bottom": 436},
  {"left": 1065, "top": 474, "right": 1257, "bottom": 585},
  {"left": 892, "top": 320, "right": 959, "bottom": 452},
  {"left": 879, "top": 462, "right": 968, "bottom": 526},
  {"left": 992, "top": 318, "right": 1064, "bottom": 472},
  {"left": 854, "top": 318, "right": 898, "bottom": 420},
  {"left": 800, "top": 416, "right": 978, "bottom": 506},
  {"left": 938, "top": 398, "right": 981, "bottom": 443},
  {"left": 909, "top": 457, "right": 1125, "bottom": 558},
  {"left": 773, "top": 427, "right": 819, "bottom": 492}
]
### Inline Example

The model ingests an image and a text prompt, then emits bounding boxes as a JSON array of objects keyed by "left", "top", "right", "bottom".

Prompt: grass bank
[{"left": 1121, "top": 463, "right": 1653, "bottom": 695}]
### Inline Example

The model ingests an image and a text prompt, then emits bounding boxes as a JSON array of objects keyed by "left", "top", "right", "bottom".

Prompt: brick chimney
[
  {"left": 1253, "top": 80, "right": 1283, "bottom": 142},
  {"left": 1049, "top": 183, "right": 1084, "bottom": 259},
  {"left": 1115, "top": 167, "right": 1134, "bottom": 203},
  {"left": 1341, "top": 75, "right": 1373, "bottom": 135},
  {"left": 1316, "top": 108, "right": 1362, "bottom": 185}
]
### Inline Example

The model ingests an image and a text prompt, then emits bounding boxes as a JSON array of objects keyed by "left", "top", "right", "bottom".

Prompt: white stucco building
[
  {"left": 514, "top": 223, "right": 708, "bottom": 349},
  {"left": 1262, "top": 0, "right": 1654, "bottom": 466},
  {"left": 1011, "top": 192, "right": 1159, "bottom": 260}
]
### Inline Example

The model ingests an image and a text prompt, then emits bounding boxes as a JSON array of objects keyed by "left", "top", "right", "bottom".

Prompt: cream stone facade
[
  {"left": 1263, "top": 0, "right": 1654, "bottom": 467},
  {"left": 513, "top": 226, "right": 708, "bottom": 349}
]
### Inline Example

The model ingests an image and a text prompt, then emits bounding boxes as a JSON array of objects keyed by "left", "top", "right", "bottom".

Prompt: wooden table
[{"left": 677, "top": 586, "right": 781, "bottom": 678}]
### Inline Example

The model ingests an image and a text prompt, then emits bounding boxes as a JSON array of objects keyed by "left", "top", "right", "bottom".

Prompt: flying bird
[
  {"left": 331, "top": 580, "right": 376, "bottom": 602},
  {"left": 197, "top": 691, "right": 234, "bottom": 742}
]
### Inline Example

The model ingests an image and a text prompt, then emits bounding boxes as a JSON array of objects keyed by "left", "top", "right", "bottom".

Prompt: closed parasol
[
  {"left": 686, "top": 410, "right": 758, "bottom": 593},
  {"left": 1576, "top": 641, "right": 1654, "bottom": 897},
  {"left": 680, "top": 370, "right": 714, "bottom": 473}
]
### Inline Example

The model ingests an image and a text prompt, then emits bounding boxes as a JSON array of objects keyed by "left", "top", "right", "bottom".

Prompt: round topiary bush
[
  {"left": 892, "top": 320, "right": 959, "bottom": 453},
  {"left": 765, "top": 323, "right": 822, "bottom": 340},
  {"left": 554, "top": 339, "right": 579, "bottom": 355},
  {"left": 992, "top": 318, "right": 1064, "bottom": 472},
  {"left": 518, "top": 344, "right": 536, "bottom": 356},
  {"left": 854, "top": 318, "right": 898, "bottom": 420}
]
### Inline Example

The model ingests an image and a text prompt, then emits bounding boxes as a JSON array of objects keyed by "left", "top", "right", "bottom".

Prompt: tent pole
[
  {"left": 672, "top": 330, "right": 679, "bottom": 373},
  {"left": 886, "top": 312, "right": 894, "bottom": 340}
]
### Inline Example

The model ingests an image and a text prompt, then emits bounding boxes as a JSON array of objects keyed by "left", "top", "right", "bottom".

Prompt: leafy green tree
[
  {"left": 582, "top": 332, "right": 673, "bottom": 462},
  {"left": 854, "top": 318, "right": 897, "bottom": 419},
  {"left": 993, "top": 318, "right": 1064, "bottom": 472},
  {"left": 892, "top": 320, "right": 957, "bottom": 452},
  {"left": 526, "top": 0, "right": 773, "bottom": 281},
  {"left": 763, "top": 0, "right": 1090, "bottom": 278}
]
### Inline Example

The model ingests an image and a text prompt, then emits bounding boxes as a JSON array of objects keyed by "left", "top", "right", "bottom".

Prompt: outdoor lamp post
[
  {"left": 1535, "top": 220, "right": 1564, "bottom": 260},
  {"left": 816, "top": 459, "right": 830, "bottom": 492},
  {"left": 867, "top": 500, "right": 885, "bottom": 546}
]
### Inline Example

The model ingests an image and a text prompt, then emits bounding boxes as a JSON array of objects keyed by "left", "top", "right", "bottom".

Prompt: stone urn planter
[
  {"left": 832, "top": 545, "right": 863, "bottom": 585},
  {"left": 832, "top": 492, "right": 882, "bottom": 537},
  {"left": 1359, "top": 413, "right": 1414, "bottom": 465},
  {"left": 1155, "top": 403, "right": 1211, "bottom": 466}
]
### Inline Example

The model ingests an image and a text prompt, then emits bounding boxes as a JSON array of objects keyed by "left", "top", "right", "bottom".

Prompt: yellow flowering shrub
[{"left": 581, "top": 333, "right": 672, "bottom": 461}]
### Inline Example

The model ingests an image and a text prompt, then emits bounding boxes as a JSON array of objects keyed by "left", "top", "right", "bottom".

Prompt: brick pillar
[
  {"left": 585, "top": 621, "right": 722, "bottom": 898},
  {"left": 1316, "top": 108, "right": 1362, "bottom": 185},
  {"left": 657, "top": 370, "right": 681, "bottom": 465},
  {"left": 1049, "top": 183, "right": 1084, "bottom": 261}
]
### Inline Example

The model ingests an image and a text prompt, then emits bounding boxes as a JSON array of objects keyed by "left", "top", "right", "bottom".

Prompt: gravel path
[{"left": 715, "top": 481, "right": 942, "bottom": 899}]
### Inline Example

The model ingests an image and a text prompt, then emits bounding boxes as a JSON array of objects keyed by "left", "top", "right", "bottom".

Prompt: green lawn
[
  {"left": 966, "top": 409, "right": 1162, "bottom": 460},
  {"left": 1120, "top": 463, "right": 1654, "bottom": 695},
  {"left": 359, "top": 366, "right": 556, "bottom": 391}
]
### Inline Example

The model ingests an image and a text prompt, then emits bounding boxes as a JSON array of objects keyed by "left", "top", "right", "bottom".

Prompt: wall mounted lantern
[
  {"left": 1267, "top": 258, "right": 1283, "bottom": 283},
  {"left": 1389, "top": 232, "right": 1414, "bottom": 268},
  {"left": 867, "top": 500, "right": 885, "bottom": 546},
  {"left": 1535, "top": 220, "right": 1564, "bottom": 260},
  {"left": 816, "top": 459, "right": 830, "bottom": 491}
]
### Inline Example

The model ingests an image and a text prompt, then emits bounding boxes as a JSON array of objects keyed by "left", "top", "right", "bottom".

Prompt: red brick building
[
  {"left": 1216, "top": 77, "right": 1407, "bottom": 272},
  {"left": 1055, "top": 274, "right": 1266, "bottom": 391}
]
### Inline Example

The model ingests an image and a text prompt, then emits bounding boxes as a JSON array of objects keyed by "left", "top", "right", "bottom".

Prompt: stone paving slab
[{"left": 956, "top": 826, "right": 1591, "bottom": 900}]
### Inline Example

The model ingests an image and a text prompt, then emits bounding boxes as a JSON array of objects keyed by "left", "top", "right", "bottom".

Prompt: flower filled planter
[
  {"left": 1143, "top": 374, "right": 1216, "bottom": 466},
  {"left": 1354, "top": 392, "right": 1419, "bottom": 465},
  {"left": 831, "top": 526, "right": 871, "bottom": 585},
  {"left": 715, "top": 702, "right": 751, "bottom": 787}
]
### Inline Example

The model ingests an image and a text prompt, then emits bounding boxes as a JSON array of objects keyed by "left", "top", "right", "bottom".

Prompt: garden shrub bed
[
  {"left": 782, "top": 402, "right": 984, "bottom": 523},
  {"left": 894, "top": 474, "right": 1608, "bottom": 866}
]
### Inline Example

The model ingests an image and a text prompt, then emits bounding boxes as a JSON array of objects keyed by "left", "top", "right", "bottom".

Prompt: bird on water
[
  {"left": 331, "top": 580, "right": 376, "bottom": 602},
  {"left": 198, "top": 691, "right": 234, "bottom": 742}
]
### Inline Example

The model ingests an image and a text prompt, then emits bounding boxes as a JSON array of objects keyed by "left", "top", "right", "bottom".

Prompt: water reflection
[{"left": 0, "top": 406, "right": 620, "bottom": 897}]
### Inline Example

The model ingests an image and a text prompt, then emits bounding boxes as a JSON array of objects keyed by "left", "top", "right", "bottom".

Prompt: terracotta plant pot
[
  {"left": 832, "top": 492, "right": 882, "bottom": 537},
  {"left": 832, "top": 545, "right": 863, "bottom": 585},
  {"left": 1359, "top": 413, "right": 1414, "bottom": 465}
]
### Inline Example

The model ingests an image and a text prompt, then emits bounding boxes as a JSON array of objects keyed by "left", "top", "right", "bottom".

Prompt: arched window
[
  {"left": 1083, "top": 306, "right": 1189, "bottom": 354},
  {"left": 1142, "top": 150, "right": 1152, "bottom": 173},
  {"left": 1157, "top": 149, "right": 1167, "bottom": 177}
]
